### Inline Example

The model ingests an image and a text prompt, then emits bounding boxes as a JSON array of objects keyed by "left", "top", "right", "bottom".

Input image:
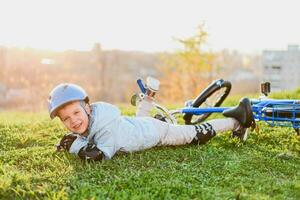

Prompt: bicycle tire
[{"left": 183, "top": 79, "right": 231, "bottom": 125}]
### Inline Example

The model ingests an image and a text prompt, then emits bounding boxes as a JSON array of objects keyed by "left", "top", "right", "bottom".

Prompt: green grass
[{"left": 0, "top": 92, "right": 300, "bottom": 199}]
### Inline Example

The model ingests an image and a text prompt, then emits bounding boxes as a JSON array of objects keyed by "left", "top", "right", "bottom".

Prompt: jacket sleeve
[{"left": 69, "top": 137, "right": 89, "bottom": 155}]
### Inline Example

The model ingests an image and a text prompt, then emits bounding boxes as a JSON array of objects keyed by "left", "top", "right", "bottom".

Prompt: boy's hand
[
  {"left": 56, "top": 133, "right": 77, "bottom": 152},
  {"left": 78, "top": 143, "right": 104, "bottom": 161}
]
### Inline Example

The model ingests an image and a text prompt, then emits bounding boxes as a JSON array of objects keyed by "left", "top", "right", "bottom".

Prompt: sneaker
[
  {"left": 232, "top": 127, "right": 248, "bottom": 142},
  {"left": 223, "top": 97, "right": 254, "bottom": 128}
]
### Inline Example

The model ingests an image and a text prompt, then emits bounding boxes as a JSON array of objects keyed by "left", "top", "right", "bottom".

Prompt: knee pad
[{"left": 191, "top": 123, "right": 216, "bottom": 145}]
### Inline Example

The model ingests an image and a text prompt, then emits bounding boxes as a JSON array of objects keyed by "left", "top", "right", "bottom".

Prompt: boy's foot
[
  {"left": 223, "top": 97, "right": 256, "bottom": 142},
  {"left": 222, "top": 97, "right": 254, "bottom": 128},
  {"left": 231, "top": 127, "right": 248, "bottom": 142}
]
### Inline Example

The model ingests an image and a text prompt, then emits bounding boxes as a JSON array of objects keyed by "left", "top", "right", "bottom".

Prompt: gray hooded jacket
[{"left": 69, "top": 102, "right": 159, "bottom": 159}]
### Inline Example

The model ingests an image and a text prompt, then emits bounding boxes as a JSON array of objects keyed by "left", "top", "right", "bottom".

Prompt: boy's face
[{"left": 57, "top": 101, "right": 91, "bottom": 135}]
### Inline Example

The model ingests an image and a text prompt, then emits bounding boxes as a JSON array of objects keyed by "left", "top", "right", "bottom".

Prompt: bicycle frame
[
  {"left": 181, "top": 99, "right": 300, "bottom": 128},
  {"left": 135, "top": 78, "right": 300, "bottom": 129}
]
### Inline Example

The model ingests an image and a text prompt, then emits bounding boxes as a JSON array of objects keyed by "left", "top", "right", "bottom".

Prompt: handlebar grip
[{"left": 137, "top": 79, "right": 146, "bottom": 94}]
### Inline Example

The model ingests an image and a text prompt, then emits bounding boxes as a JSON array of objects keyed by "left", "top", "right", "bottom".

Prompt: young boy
[{"left": 50, "top": 83, "right": 254, "bottom": 161}]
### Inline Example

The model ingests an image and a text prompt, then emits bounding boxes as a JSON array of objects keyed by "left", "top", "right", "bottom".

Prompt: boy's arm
[{"left": 57, "top": 133, "right": 104, "bottom": 161}]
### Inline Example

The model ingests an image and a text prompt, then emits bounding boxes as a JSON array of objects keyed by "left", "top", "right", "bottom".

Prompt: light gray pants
[{"left": 136, "top": 100, "right": 240, "bottom": 146}]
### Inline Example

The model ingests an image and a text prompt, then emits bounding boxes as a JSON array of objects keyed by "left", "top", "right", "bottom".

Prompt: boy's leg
[
  {"left": 136, "top": 77, "right": 159, "bottom": 117},
  {"left": 136, "top": 98, "right": 154, "bottom": 117},
  {"left": 144, "top": 97, "right": 253, "bottom": 145},
  {"left": 223, "top": 97, "right": 255, "bottom": 141},
  {"left": 191, "top": 118, "right": 240, "bottom": 144},
  {"left": 149, "top": 117, "right": 240, "bottom": 146}
]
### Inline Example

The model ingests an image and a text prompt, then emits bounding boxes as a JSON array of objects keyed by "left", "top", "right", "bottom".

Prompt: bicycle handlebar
[{"left": 137, "top": 79, "right": 146, "bottom": 94}]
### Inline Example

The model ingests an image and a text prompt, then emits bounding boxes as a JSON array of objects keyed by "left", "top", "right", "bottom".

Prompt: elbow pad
[{"left": 78, "top": 143, "right": 103, "bottom": 161}]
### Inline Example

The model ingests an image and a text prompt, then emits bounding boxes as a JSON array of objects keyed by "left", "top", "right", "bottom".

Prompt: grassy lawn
[{"left": 0, "top": 94, "right": 300, "bottom": 199}]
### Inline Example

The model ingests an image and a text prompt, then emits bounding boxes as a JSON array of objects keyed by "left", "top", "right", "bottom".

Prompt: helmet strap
[
  {"left": 78, "top": 100, "right": 91, "bottom": 137},
  {"left": 79, "top": 101, "right": 90, "bottom": 116}
]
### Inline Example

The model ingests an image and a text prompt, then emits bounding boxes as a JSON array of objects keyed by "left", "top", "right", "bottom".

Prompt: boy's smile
[{"left": 57, "top": 101, "right": 91, "bottom": 135}]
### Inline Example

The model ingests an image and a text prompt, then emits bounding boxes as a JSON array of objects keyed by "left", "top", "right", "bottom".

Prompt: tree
[
  {"left": 158, "top": 25, "right": 215, "bottom": 102},
  {"left": 92, "top": 43, "right": 108, "bottom": 100}
]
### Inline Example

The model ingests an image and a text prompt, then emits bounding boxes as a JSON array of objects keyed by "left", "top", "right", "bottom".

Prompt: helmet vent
[{"left": 63, "top": 85, "right": 68, "bottom": 90}]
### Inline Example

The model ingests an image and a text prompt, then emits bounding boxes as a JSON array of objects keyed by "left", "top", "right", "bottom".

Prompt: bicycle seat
[{"left": 223, "top": 97, "right": 254, "bottom": 128}]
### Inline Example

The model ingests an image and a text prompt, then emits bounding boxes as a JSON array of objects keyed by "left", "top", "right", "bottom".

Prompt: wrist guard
[
  {"left": 56, "top": 133, "right": 78, "bottom": 152},
  {"left": 78, "top": 143, "right": 103, "bottom": 161}
]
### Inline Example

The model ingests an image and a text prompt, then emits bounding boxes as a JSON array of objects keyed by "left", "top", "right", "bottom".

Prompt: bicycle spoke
[
  {"left": 183, "top": 79, "right": 231, "bottom": 125},
  {"left": 203, "top": 88, "right": 226, "bottom": 107}
]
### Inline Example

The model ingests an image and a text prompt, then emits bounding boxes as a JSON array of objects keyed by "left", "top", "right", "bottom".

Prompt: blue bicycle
[{"left": 132, "top": 77, "right": 300, "bottom": 135}]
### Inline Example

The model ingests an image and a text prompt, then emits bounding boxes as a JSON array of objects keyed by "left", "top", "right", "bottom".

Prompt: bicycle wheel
[{"left": 183, "top": 79, "right": 231, "bottom": 125}]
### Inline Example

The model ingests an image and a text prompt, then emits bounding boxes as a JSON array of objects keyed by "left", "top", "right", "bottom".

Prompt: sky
[{"left": 0, "top": 0, "right": 299, "bottom": 53}]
